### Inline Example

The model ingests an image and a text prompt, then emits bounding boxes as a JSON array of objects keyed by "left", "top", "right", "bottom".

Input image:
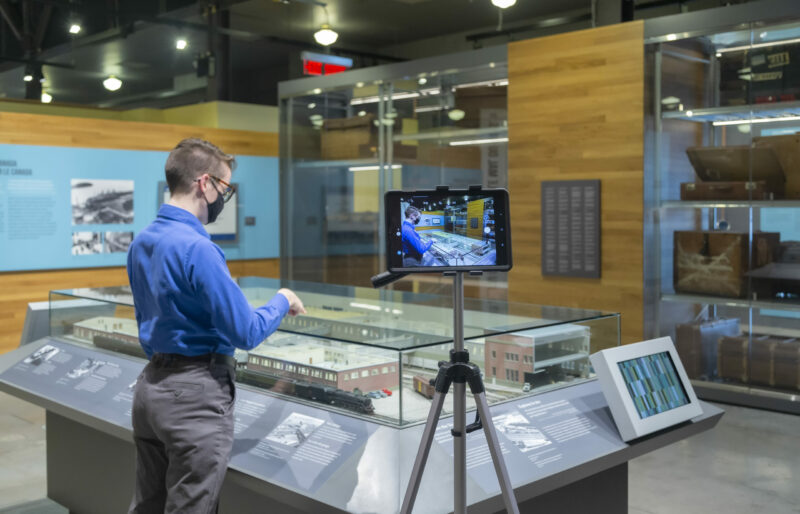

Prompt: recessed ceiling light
[
  {"left": 312, "top": 88, "right": 322, "bottom": 94},
  {"left": 358, "top": 110, "right": 367, "bottom": 116},
  {"left": 41, "top": 92, "right": 52, "bottom": 103},
  {"left": 418, "top": 77, "right": 427, "bottom": 85},
  {"left": 666, "top": 34, "right": 678, "bottom": 41},
  {"left": 23, "top": 74, "right": 33, "bottom": 82},
  {"left": 314, "top": 24, "right": 338, "bottom": 46},
  {"left": 355, "top": 82, "right": 365, "bottom": 88},
  {"left": 103, "top": 75, "right": 122, "bottom": 91},
  {"left": 176, "top": 39, "right": 188, "bottom": 50},
  {"left": 308, "top": 102, "right": 316, "bottom": 109},
  {"left": 69, "top": 24, "right": 81, "bottom": 34},
  {"left": 491, "top": 0, "right": 516, "bottom": 8}
]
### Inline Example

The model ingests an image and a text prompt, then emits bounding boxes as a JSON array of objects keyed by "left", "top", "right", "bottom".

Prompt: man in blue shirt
[
  {"left": 402, "top": 205, "right": 434, "bottom": 267},
  {"left": 127, "top": 138, "right": 306, "bottom": 514}
]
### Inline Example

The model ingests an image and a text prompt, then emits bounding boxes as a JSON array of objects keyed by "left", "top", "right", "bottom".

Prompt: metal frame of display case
[
  {"left": 277, "top": 46, "right": 509, "bottom": 285},
  {"left": 644, "top": 0, "right": 800, "bottom": 414}
]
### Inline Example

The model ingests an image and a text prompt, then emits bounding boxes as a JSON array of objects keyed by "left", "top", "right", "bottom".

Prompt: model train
[
  {"left": 413, "top": 375, "right": 436, "bottom": 399},
  {"left": 238, "top": 368, "right": 375, "bottom": 414}
]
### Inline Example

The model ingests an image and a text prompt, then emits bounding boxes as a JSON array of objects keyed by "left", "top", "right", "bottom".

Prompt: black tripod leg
[
  {"left": 473, "top": 391, "right": 520, "bottom": 514},
  {"left": 400, "top": 390, "right": 448, "bottom": 514}
]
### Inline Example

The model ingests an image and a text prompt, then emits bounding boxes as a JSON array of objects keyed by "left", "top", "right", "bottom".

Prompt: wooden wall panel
[
  {"left": 508, "top": 22, "right": 645, "bottom": 344},
  {"left": 0, "top": 112, "right": 278, "bottom": 156},
  {"left": 0, "top": 259, "right": 279, "bottom": 355}
]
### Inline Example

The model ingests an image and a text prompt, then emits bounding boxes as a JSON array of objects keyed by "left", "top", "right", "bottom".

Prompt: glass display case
[
  {"left": 49, "top": 277, "right": 619, "bottom": 427},
  {"left": 646, "top": 17, "right": 800, "bottom": 412},
  {"left": 278, "top": 47, "right": 509, "bottom": 288}
]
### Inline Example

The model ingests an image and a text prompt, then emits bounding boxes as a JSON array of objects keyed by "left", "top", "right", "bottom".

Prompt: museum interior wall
[
  {"left": 0, "top": 110, "right": 280, "bottom": 354},
  {"left": 507, "top": 21, "right": 646, "bottom": 344}
]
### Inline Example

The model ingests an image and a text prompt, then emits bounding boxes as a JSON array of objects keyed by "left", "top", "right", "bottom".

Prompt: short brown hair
[
  {"left": 405, "top": 205, "right": 420, "bottom": 218},
  {"left": 165, "top": 138, "right": 236, "bottom": 195}
]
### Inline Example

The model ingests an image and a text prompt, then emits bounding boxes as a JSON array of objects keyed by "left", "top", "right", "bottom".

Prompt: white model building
[
  {"left": 248, "top": 341, "right": 398, "bottom": 392},
  {"left": 72, "top": 316, "right": 139, "bottom": 346}
]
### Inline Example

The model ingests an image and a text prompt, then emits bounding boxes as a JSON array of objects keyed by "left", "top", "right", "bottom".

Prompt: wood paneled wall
[
  {"left": 0, "top": 111, "right": 281, "bottom": 354},
  {"left": 507, "top": 21, "right": 645, "bottom": 344},
  {"left": 0, "top": 259, "right": 280, "bottom": 354},
  {"left": 0, "top": 111, "right": 278, "bottom": 155}
]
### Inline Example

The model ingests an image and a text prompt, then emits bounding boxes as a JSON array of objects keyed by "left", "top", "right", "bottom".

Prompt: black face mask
[{"left": 205, "top": 191, "right": 225, "bottom": 224}]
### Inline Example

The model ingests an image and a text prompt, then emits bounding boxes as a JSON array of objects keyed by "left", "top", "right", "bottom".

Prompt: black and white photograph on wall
[
  {"left": 265, "top": 412, "right": 325, "bottom": 447},
  {"left": 71, "top": 179, "right": 134, "bottom": 225},
  {"left": 71, "top": 231, "right": 102, "bottom": 255},
  {"left": 493, "top": 411, "right": 552, "bottom": 452},
  {"left": 104, "top": 231, "right": 134, "bottom": 253}
]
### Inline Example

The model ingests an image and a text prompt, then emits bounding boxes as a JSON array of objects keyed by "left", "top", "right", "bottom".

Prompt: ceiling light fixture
[
  {"left": 314, "top": 24, "right": 338, "bottom": 46},
  {"left": 176, "top": 39, "right": 188, "bottom": 50},
  {"left": 103, "top": 75, "right": 123, "bottom": 91},
  {"left": 449, "top": 137, "right": 508, "bottom": 146},
  {"left": 69, "top": 23, "right": 81, "bottom": 34},
  {"left": 491, "top": 0, "right": 516, "bottom": 8},
  {"left": 348, "top": 165, "right": 402, "bottom": 172},
  {"left": 712, "top": 116, "right": 800, "bottom": 126},
  {"left": 23, "top": 74, "right": 33, "bottom": 82},
  {"left": 716, "top": 36, "right": 800, "bottom": 54},
  {"left": 41, "top": 92, "right": 52, "bottom": 103}
]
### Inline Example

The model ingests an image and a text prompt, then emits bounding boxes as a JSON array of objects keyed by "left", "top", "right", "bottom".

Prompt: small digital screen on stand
[
  {"left": 617, "top": 351, "right": 690, "bottom": 419},
  {"left": 398, "top": 194, "right": 498, "bottom": 268}
]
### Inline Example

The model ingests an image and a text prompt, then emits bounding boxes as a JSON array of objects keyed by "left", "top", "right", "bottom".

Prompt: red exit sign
[{"left": 301, "top": 51, "right": 353, "bottom": 76}]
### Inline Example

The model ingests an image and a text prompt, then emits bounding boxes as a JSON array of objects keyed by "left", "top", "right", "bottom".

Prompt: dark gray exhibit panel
[{"left": 0, "top": 339, "right": 723, "bottom": 514}]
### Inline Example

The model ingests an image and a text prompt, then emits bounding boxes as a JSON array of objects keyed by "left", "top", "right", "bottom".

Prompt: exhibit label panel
[
  {"left": 0, "top": 144, "right": 279, "bottom": 271},
  {"left": 541, "top": 180, "right": 601, "bottom": 278}
]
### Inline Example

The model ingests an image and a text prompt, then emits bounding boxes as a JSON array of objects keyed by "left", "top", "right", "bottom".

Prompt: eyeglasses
[{"left": 197, "top": 174, "right": 236, "bottom": 203}]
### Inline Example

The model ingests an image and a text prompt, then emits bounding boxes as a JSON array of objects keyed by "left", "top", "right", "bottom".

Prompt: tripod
[{"left": 401, "top": 272, "right": 520, "bottom": 514}]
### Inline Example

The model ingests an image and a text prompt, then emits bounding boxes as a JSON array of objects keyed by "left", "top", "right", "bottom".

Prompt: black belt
[{"left": 151, "top": 352, "right": 236, "bottom": 369}]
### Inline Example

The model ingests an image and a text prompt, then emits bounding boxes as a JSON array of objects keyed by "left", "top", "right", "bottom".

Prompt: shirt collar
[{"left": 157, "top": 204, "right": 210, "bottom": 239}]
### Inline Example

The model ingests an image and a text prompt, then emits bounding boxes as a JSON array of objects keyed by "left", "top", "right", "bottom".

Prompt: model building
[
  {"left": 72, "top": 316, "right": 139, "bottom": 346},
  {"left": 248, "top": 340, "right": 398, "bottom": 393}
]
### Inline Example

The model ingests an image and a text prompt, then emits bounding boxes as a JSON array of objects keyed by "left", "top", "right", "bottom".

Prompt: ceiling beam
[
  {"left": 0, "top": 0, "right": 23, "bottom": 41},
  {"left": 34, "top": 3, "right": 52, "bottom": 50}
]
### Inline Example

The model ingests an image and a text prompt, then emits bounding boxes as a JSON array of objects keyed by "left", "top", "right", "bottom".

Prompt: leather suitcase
[
  {"left": 750, "top": 335, "right": 778, "bottom": 387},
  {"left": 680, "top": 181, "right": 774, "bottom": 201},
  {"left": 685, "top": 146, "right": 786, "bottom": 197},
  {"left": 674, "top": 231, "right": 781, "bottom": 298},
  {"left": 773, "top": 338, "right": 800, "bottom": 390},
  {"left": 718, "top": 335, "right": 749, "bottom": 383},
  {"left": 675, "top": 318, "right": 740, "bottom": 379},
  {"left": 754, "top": 135, "right": 800, "bottom": 199}
]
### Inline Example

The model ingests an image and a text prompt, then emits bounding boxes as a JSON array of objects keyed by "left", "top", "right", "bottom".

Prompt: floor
[{"left": 0, "top": 390, "right": 798, "bottom": 514}]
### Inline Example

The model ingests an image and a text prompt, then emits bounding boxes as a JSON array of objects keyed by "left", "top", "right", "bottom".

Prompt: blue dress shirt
[
  {"left": 127, "top": 204, "right": 289, "bottom": 359},
  {"left": 401, "top": 219, "right": 432, "bottom": 260}
]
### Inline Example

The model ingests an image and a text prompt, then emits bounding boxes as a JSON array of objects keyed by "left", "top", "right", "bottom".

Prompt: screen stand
[{"left": 400, "top": 271, "right": 520, "bottom": 514}]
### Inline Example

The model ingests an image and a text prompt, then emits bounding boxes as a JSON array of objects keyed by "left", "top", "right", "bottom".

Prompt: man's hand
[{"left": 277, "top": 288, "right": 307, "bottom": 317}]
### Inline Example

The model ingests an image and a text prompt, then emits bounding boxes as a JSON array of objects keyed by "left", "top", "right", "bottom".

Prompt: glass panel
[
  {"left": 49, "top": 282, "right": 619, "bottom": 426},
  {"left": 281, "top": 59, "right": 508, "bottom": 290},
  {"left": 650, "top": 18, "right": 800, "bottom": 405}
]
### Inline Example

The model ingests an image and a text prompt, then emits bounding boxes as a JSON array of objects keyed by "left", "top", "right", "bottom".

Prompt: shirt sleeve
[
  {"left": 127, "top": 243, "right": 152, "bottom": 358},
  {"left": 403, "top": 222, "right": 430, "bottom": 254},
  {"left": 185, "top": 240, "right": 290, "bottom": 350}
]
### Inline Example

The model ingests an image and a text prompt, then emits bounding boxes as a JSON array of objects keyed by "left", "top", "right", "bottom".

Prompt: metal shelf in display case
[
  {"left": 44, "top": 277, "right": 620, "bottom": 428},
  {"left": 660, "top": 200, "right": 800, "bottom": 209},
  {"left": 662, "top": 100, "right": 800, "bottom": 125}
]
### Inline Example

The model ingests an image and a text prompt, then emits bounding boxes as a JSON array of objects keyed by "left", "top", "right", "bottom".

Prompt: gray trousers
[{"left": 128, "top": 358, "right": 236, "bottom": 514}]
